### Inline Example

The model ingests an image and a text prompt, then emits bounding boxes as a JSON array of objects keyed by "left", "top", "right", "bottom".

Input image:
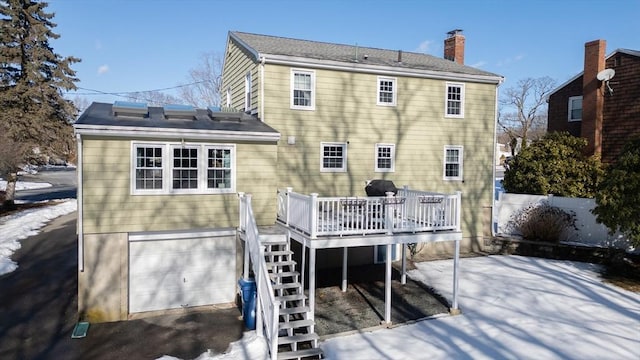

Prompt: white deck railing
[
  {"left": 277, "top": 186, "right": 461, "bottom": 239},
  {"left": 239, "top": 193, "right": 280, "bottom": 360}
]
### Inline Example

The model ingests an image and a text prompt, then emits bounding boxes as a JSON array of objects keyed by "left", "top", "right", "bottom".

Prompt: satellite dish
[{"left": 596, "top": 68, "right": 615, "bottom": 81}]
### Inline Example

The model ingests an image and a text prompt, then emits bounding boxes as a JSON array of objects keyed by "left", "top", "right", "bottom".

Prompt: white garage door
[{"left": 129, "top": 231, "right": 236, "bottom": 313}]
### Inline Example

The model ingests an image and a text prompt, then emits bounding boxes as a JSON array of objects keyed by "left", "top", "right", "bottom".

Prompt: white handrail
[
  {"left": 240, "top": 194, "right": 281, "bottom": 360},
  {"left": 277, "top": 187, "right": 461, "bottom": 236}
]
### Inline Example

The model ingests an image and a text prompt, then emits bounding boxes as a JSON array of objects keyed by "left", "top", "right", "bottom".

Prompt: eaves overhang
[
  {"left": 260, "top": 54, "right": 503, "bottom": 85},
  {"left": 74, "top": 124, "right": 281, "bottom": 142}
]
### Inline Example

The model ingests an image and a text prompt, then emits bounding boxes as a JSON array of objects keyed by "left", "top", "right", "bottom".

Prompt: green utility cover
[{"left": 71, "top": 322, "right": 90, "bottom": 339}]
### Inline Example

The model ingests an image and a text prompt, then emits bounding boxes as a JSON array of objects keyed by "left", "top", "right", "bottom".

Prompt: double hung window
[
  {"left": 134, "top": 146, "right": 163, "bottom": 191},
  {"left": 568, "top": 96, "right": 582, "bottom": 121},
  {"left": 375, "top": 143, "right": 395, "bottom": 172},
  {"left": 132, "top": 142, "right": 235, "bottom": 194},
  {"left": 321, "top": 142, "right": 347, "bottom": 172},
  {"left": 291, "top": 70, "right": 315, "bottom": 110},
  {"left": 445, "top": 83, "right": 465, "bottom": 118},
  {"left": 443, "top": 145, "right": 463, "bottom": 181},
  {"left": 377, "top": 77, "right": 397, "bottom": 106}
]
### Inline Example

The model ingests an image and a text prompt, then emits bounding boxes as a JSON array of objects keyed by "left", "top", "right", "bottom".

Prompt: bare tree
[
  {"left": 71, "top": 95, "right": 91, "bottom": 117},
  {"left": 178, "top": 52, "right": 223, "bottom": 108},
  {"left": 499, "top": 77, "right": 556, "bottom": 153},
  {"left": 0, "top": 125, "right": 28, "bottom": 209},
  {"left": 126, "top": 91, "right": 181, "bottom": 106}
]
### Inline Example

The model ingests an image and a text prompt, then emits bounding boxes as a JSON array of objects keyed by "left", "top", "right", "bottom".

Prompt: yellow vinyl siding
[
  {"left": 259, "top": 64, "right": 496, "bottom": 241},
  {"left": 222, "top": 39, "right": 260, "bottom": 112},
  {"left": 81, "top": 138, "right": 277, "bottom": 234}
]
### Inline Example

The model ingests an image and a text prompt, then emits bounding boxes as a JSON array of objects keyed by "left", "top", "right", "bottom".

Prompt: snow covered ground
[
  {"left": 1, "top": 180, "right": 638, "bottom": 360},
  {"left": 0, "top": 179, "right": 76, "bottom": 275},
  {"left": 0, "top": 178, "right": 52, "bottom": 191},
  {"left": 191, "top": 256, "right": 640, "bottom": 360}
]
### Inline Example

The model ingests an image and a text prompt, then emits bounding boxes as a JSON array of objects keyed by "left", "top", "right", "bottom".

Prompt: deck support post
[
  {"left": 401, "top": 243, "right": 407, "bottom": 285},
  {"left": 384, "top": 243, "right": 392, "bottom": 324},
  {"left": 341, "top": 247, "right": 348, "bottom": 292},
  {"left": 452, "top": 239, "right": 460, "bottom": 313},
  {"left": 309, "top": 247, "right": 316, "bottom": 320}
]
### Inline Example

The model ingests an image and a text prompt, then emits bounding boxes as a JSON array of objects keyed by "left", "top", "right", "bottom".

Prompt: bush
[
  {"left": 506, "top": 202, "right": 577, "bottom": 242},
  {"left": 593, "top": 136, "right": 640, "bottom": 247},
  {"left": 503, "top": 132, "right": 603, "bottom": 197}
]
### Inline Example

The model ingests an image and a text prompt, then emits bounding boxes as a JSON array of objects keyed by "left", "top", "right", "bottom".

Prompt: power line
[{"left": 65, "top": 80, "right": 210, "bottom": 96}]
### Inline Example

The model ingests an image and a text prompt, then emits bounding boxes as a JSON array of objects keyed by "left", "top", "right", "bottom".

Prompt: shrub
[
  {"left": 503, "top": 132, "right": 603, "bottom": 197},
  {"left": 506, "top": 202, "right": 577, "bottom": 242},
  {"left": 593, "top": 136, "right": 640, "bottom": 247}
]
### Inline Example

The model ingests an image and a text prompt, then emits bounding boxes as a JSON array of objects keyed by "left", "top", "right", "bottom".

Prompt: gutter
[
  {"left": 76, "top": 133, "right": 84, "bottom": 272},
  {"left": 73, "top": 125, "right": 281, "bottom": 142},
  {"left": 491, "top": 78, "right": 504, "bottom": 237},
  {"left": 260, "top": 56, "right": 266, "bottom": 121},
  {"left": 263, "top": 55, "right": 504, "bottom": 85}
]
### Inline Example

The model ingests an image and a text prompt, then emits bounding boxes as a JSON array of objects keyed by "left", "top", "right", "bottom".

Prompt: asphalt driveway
[{"left": 0, "top": 212, "right": 245, "bottom": 360}]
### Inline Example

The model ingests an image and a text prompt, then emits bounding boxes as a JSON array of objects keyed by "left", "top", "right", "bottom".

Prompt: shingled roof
[
  {"left": 74, "top": 102, "right": 280, "bottom": 142},
  {"left": 230, "top": 31, "right": 501, "bottom": 80}
]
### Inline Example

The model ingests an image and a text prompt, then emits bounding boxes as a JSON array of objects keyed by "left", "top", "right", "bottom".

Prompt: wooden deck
[{"left": 275, "top": 187, "right": 463, "bottom": 248}]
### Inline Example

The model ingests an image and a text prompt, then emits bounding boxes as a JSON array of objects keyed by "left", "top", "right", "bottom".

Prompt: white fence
[{"left": 494, "top": 193, "right": 631, "bottom": 249}]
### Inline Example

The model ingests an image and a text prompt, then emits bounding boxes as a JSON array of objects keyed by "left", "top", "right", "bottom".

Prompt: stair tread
[
  {"left": 278, "top": 319, "right": 315, "bottom": 330},
  {"left": 261, "top": 238, "right": 288, "bottom": 244},
  {"left": 279, "top": 306, "right": 310, "bottom": 315},
  {"left": 272, "top": 282, "right": 301, "bottom": 290},
  {"left": 270, "top": 271, "right": 300, "bottom": 278},
  {"left": 265, "top": 250, "right": 294, "bottom": 256},
  {"left": 277, "top": 348, "right": 323, "bottom": 360},
  {"left": 277, "top": 333, "right": 319, "bottom": 344},
  {"left": 267, "top": 260, "right": 297, "bottom": 266},
  {"left": 276, "top": 293, "right": 306, "bottom": 302}
]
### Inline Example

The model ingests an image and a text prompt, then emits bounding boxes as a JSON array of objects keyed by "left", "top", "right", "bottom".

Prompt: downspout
[
  {"left": 260, "top": 56, "right": 266, "bottom": 121},
  {"left": 76, "top": 133, "right": 84, "bottom": 272},
  {"left": 491, "top": 79, "right": 503, "bottom": 237}
]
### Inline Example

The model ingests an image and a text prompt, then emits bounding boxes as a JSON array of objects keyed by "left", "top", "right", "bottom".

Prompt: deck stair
[{"left": 263, "top": 237, "right": 323, "bottom": 360}]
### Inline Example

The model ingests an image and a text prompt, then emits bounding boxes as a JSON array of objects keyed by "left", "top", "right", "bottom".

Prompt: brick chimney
[
  {"left": 581, "top": 39, "right": 606, "bottom": 156},
  {"left": 444, "top": 29, "right": 465, "bottom": 65}
]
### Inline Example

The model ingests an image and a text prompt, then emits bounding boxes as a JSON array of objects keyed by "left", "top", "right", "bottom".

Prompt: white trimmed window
[
  {"left": 226, "top": 86, "right": 231, "bottom": 108},
  {"left": 171, "top": 146, "right": 199, "bottom": 191},
  {"left": 132, "top": 142, "right": 235, "bottom": 195},
  {"left": 377, "top": 77, "right": 397, "bottom": 106},
  {"left": 568, "top": 96, "right": 582, "bottom": 121},
  {"left": 134, "top": 145, "right": 164, "bottom": 192},
  {"left": 443, "top": 145, "right": 463, "bottom": 181},
  {"left": 320, "top": 142, "right": 347, "bottom": 172},
  {"left": 291, "top": 69, "right": 315, "bottom": 110},
  {"left": 375, "top": 143, "right": 395, "bottom": 172},
  {"left": 244, "top": 72, "right": 251, "bottom": 112},
  {"left": 207, "top": 147, "right": 232, "bottom": 189},
  {"left": 445, "top": 83, "right": 465, "bottom": 118}
]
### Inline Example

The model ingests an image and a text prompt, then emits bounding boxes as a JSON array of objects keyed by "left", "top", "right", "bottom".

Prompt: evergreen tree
[
  {"left": 0, "top": 0, "right": 79, "bottom": 206},
  {"left": 592, "top": 136, "right": 640, "bottom": 247}
]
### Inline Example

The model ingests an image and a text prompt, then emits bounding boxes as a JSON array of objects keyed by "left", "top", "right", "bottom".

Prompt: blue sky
[{"left": 46, "top": 0, "right": 640, "bottom": 105}]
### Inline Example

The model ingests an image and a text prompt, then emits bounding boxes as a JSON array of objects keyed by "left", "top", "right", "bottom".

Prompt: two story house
[
  {"left": 223, "top": 31, "right": 503, "bottom": 264},
  {"left": 73, "top": 30, "right": 502, "bottom": 333},
  {"left": 547, "top": 40, "right": 640, "bottom": 164}
]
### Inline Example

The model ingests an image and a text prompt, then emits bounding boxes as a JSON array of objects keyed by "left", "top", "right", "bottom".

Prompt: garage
[{"left": 128, "top": 230, "right": 236, "bottom": 314}]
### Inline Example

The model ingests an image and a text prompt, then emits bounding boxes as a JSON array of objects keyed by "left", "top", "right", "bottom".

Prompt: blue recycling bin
[{"left": 238, "top": 278, "right": 256, "bottom": 330}]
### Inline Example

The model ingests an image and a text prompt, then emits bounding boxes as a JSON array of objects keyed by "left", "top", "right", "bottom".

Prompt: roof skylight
[
  {"left": 164, "top": 104, "right": 197, "bottom": 119},
  {"left": 113, "top": 101, "right": 148, "bottom": 118}
]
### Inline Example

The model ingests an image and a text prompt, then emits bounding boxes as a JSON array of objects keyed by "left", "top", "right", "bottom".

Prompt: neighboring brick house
[{"left": 547, "top": 40, "right": 640, "bottom": 164}]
